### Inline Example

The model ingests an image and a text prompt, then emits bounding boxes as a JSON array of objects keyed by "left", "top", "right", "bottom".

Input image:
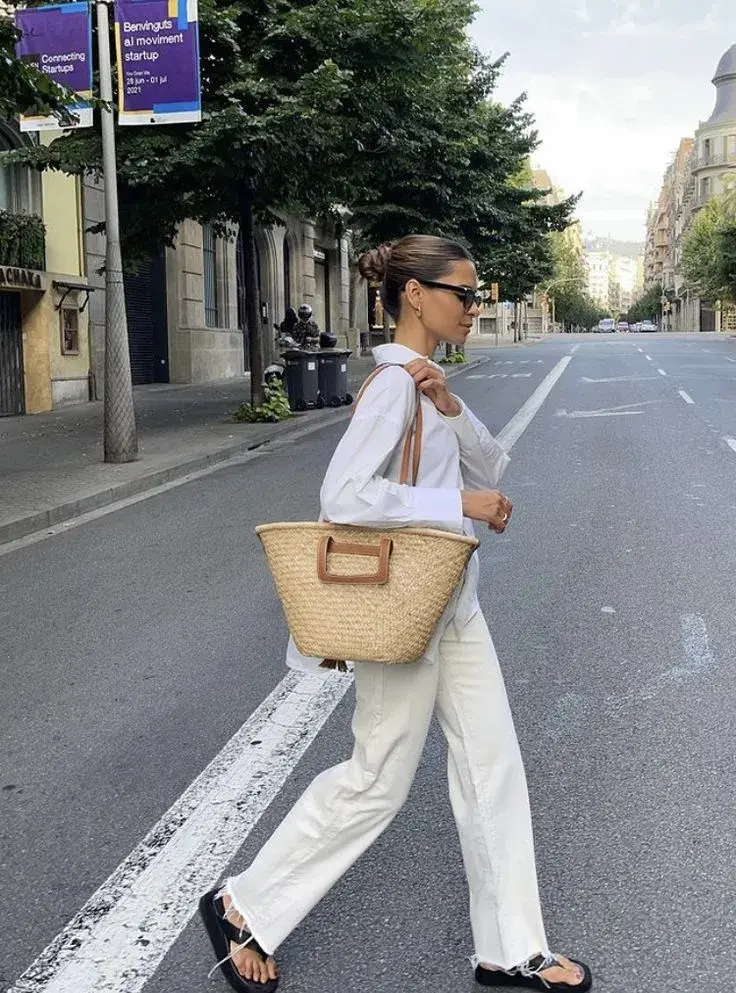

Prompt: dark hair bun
[{"left": 357, "top": 243, "right": 393, "bottom": 283}]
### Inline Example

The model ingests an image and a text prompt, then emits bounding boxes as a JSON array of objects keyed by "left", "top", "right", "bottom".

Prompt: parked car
[
  {"left": 630, "top": 322, "right": 642, "bottom": 332},
  {"left": 595, "top": 318, "right": 616, "bottom": 333},
  {"left": 639, "top": 320, "right": 657, "bottom": 332},
  {"left": 617, "top": 322, "right": 630, "bottom": 333}
]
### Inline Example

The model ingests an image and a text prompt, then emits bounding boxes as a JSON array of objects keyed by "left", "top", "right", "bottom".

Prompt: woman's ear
[{"left": 404, "top": 278, "right": 423, "bottom": 316}]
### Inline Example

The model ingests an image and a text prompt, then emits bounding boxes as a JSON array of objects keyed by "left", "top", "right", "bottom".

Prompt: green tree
[
  {"left": 681, "top": 197, "right": 728, "bottom": 303},
  {"left": 4, "top": 0, "right": 352, "bottom": 404},
  {"left": 481, "top": 167, "right": 579, "bottom": 340},
  {"left": 4, "top": 0, "right": 577, "bottom": 395},
  {"left": 627, "top": 282, "right": 662, "bottom": 324}
]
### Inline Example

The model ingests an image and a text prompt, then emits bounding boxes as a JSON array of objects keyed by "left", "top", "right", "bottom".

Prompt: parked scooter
[{"left": 264, "top": 307, "right": 300, "bottom": 384}]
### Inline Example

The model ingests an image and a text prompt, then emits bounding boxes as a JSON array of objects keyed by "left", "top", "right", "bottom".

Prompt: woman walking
[{"left": 199, "top": 235, "right": 592, "bottom": 992}]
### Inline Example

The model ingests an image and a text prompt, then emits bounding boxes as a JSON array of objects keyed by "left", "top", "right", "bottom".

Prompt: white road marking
[
  {"left": 637, "top": 348, "right": 644, "bottom": 352},
  {"left": 10, "top": 360, "right": 564, "bottom": 993},
  {"left": 645, "top": 354, "right": 653, "bottom": 361},
  {"left": 570, "top": 345, "right": 580, "bottom": 354},
  {"left": 511, "top": 373, "right": 533, "bottom": 378},
  {"left": 678, "top": 390, "right": 695, "bottom": 405},
  {"left": 580, "top": 375, "right": 658, "bottom": 384},
  {"left": 725, "top": 357, "right": 736, "bottom": 363},
  {"left": 496, "top": 356, "right": 572, "bottom": 449},
  {"left": 556, "top": 408, "right": 644, "bottom": 419},
  {"left": 7, "top": 672, "right": 350, "bottom": 993},
  {"left": 725, "top": 437, "right": 736, "bottom": 455},
  {"left": 638, "top": 615, "right": 715, "bottom": 700},
  {"left": 556, "top": 400, "right": 657, "bottom": 419},
  {"left": 658, "top": 368, "right": 667, "bottom": 376}
]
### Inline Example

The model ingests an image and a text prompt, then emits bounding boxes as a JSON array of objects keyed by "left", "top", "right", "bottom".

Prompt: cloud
[{"left": 471, "top": 0, "right": 736, "bottom": 238}]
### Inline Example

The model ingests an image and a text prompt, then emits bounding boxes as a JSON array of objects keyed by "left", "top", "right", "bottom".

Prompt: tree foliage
[
  {"left": 626, "top": 282, "right": 662, "bottom": 324},
  {"left": 539, "top": 227, "right": 602, "bottom": 330},
  {"left": 681, "top": 198, "right": 729, "bottom": 303},
  {"left": 3, "top": 0, "right": 581, "bottom": 396}
]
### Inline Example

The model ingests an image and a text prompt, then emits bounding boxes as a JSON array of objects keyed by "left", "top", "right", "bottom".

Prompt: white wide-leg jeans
[{"left": 224, "top": 611, "right": 551, "bottom": 969}]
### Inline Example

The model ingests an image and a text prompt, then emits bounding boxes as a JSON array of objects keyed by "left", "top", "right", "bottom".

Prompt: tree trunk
[
  {"left": 383, "top": 306, "right": 392, "bottom": 343},
  {"left": 348, "top": 263, "right": 358, "bottom": 331},
  {"left": 240, "top": 189, "right": 264, "bottom": 407}
]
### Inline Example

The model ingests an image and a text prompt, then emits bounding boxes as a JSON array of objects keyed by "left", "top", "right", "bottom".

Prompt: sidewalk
[{"left": 1, "top": 350, "right": 499, "bottom": 544}]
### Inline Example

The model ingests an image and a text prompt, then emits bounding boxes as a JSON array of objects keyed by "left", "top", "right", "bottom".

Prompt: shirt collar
[{"left": 372, "top": 342, "right": 444, "bottom": 371}]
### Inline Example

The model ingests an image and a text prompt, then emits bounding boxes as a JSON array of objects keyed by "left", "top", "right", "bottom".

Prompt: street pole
[{"left": 97, "top": 0, "right": 138, "bottom": 463}]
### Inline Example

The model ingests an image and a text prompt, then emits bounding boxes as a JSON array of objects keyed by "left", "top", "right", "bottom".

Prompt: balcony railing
[
  {"left": 694, "top": 149, "right": 736, "bottom": 170},
  {"left": 0, "top": 210, "right": 46, "bottom": 269}
]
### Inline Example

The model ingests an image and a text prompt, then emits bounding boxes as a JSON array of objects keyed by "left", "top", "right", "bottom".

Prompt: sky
[{"left": 470, "top": 0, "right": 736, "bottom": 243}]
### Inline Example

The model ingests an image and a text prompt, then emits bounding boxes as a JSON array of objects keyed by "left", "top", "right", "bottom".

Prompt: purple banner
[
  {"left": 115, "top": 0, "right": 201, "bottom": 126},
  {"left": 15, "top": 2, "right": 93, "bottom": 131}
]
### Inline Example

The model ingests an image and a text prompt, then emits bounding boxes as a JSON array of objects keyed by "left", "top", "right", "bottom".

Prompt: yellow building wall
[
  {"left": 21, "top": 289, "right": 52, "bottom": 414},
  {"left": 36, "top": 135, "right": 89, "bottom": 403},
  {"left": 40, "top": 134, "right": 83, "bottom": 278}
]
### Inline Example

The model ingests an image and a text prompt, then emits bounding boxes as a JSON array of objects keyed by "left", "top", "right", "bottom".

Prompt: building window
[
  {"left": 0, "top": 133, "right": 21, "bottom": 211},
  {"left": 703, "top": 138, "right": 711, "bottom": 164},
  {"left": 60, "top": 307, "right": 80, "bottom": 354},
  {"left": 314, "top": 248, "right": 329, "bottom": 331},
  {"left": 203, "top": 224, "right": 218, "bottom": 327},
  {"left": 283, "top": 239, "right": 291, "bottom": 311},
  {"left": 700, "top": 177, "right": 711, "bottom": 203}
]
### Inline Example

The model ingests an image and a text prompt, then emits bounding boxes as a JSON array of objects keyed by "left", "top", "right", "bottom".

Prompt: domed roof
[
  {"left": 705, "top": 44, "right": 736, "bottom": 126},
  {"left": 714, "top": 44, "right": 736, "bottom": 83}
]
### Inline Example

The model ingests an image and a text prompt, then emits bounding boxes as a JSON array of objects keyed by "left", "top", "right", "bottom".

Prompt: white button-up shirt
[{"left": 285, "top": 342, "right": 510, "bottom": 674}]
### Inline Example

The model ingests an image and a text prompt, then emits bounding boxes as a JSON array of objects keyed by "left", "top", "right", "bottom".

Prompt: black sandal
[
  {"left": 475, "top": 953, "right": 593, "bottom": 991},
  {"left": 198, "top": 888, "right": 279, "bottom": 992}
]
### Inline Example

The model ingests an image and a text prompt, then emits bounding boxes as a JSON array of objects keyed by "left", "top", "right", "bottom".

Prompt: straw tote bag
[{"left": 256, "top": 363, "right": 479, "bottom": 667}]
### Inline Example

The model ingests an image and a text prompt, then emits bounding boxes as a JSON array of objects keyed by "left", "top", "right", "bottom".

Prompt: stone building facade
[
  {"left": 83, "top": 178, "right": 362, "bottom": 394},
  {"left": 648, "top": 45, "right": 736, "bottom": 332}
]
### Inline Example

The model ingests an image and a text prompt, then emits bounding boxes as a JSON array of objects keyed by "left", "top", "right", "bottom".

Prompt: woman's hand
[
  {"left": 461, "top": 490, "right": 513, "bottom": 534},
  {"left": 405, "top": 358, "right": 462, "bottom": 417}
]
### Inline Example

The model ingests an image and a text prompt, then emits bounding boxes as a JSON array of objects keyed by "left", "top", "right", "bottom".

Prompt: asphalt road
[{"left": 1, "top": 333, "right": 735, "bottom": 993}]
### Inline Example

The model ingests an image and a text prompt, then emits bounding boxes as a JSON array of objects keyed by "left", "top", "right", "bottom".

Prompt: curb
[{"left": 0, "top": 357, "right": 489, "bottom": 547}]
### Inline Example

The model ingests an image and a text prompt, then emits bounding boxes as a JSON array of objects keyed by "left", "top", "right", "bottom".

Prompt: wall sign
[{"left": 0, "top": 267, "right": 45, "bottom": 290}]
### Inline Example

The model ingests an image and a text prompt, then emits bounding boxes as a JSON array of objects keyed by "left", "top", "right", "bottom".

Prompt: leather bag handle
[
  {"left": 353, "top": 363, "right": 422, "bottom": 486},
  {"left": 317, "top": 535, "right": 393, "bottom": 585}
]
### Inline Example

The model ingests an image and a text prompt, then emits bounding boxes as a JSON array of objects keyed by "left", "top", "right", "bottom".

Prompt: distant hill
[{"left": 584, "top": 236, "right": 643, "bottom": 259}]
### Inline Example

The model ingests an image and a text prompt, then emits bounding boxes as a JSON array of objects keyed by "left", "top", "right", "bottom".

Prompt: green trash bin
[
  {"left": 317, "top": 349, "right": 353, "bottom": 407},
  {"left": 283, "top": 349, "right": 320, "bottom": 411}
]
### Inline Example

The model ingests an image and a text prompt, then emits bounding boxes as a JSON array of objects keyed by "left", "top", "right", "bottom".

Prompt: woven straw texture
[{"left": 256, "top": 522, "right": 478, "bottom": 664}]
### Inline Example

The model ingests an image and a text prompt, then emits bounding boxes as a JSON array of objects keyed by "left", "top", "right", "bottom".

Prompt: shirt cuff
[
  {"left": 437, "top": 396, "right": 467, "bottom": 423},
  {"left": 411, "top": 486, "right": 465, "bottom": 531}
]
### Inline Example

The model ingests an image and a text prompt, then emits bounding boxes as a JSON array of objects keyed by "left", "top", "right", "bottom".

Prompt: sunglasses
[{"left": 418, "top": 280, "right": 484, "bottom": 312}]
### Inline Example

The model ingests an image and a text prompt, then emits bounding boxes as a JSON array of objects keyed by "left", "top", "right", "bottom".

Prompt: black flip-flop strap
[{"left": 214, "top": 896, "right": 269, "bottom": 958}]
